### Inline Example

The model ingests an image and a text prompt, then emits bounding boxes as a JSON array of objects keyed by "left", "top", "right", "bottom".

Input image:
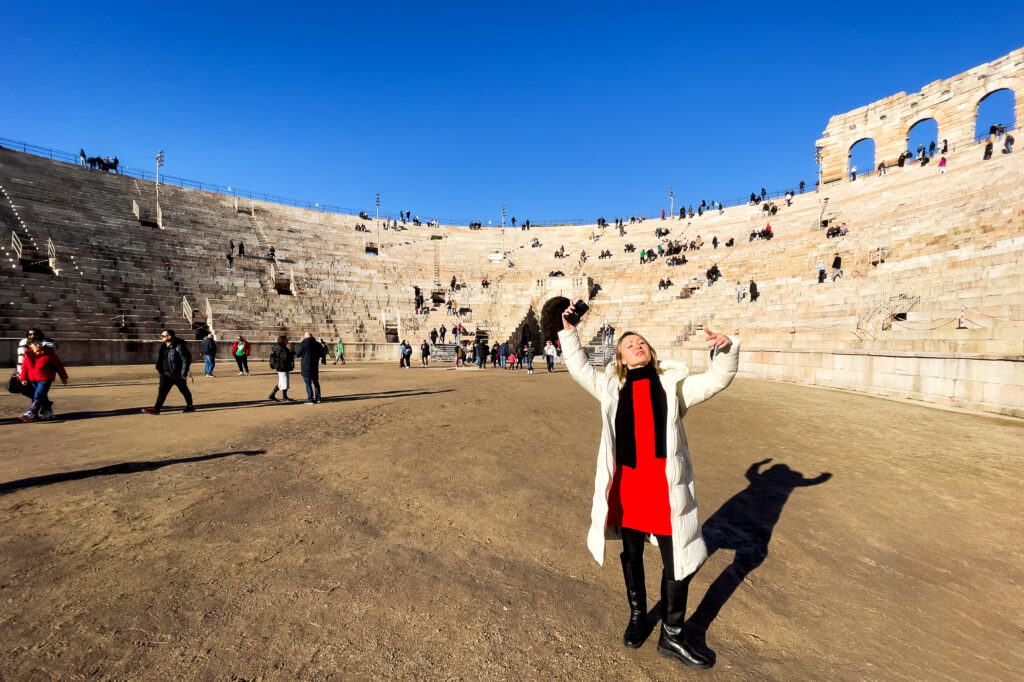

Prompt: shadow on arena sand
[
  {"left": 683, "top": 459, "right": 832, "bottom": 661},
  {"left": 0, "top": 449, "right": 267, "bottom": 495}
]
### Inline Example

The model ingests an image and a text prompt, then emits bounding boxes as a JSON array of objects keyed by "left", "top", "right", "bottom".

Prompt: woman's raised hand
[
  {"left": 704, "top": 326, "right": 731, "bottom": 352},
  {"left": 562, "top": 302, "right": 576, "bottom": 330}
]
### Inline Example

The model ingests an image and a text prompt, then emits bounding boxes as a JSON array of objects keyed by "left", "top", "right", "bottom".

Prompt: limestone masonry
[{"left": 1, "top": 49, "right": 1022, "bottom": 418}]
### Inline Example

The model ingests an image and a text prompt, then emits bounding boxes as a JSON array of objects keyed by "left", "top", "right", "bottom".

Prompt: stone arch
[
  {"left": 974, "top": 87, "right": 1018, "bottom": 140},
  {"left": 906, "top": 118, "right": 940, "bottom": 158},
  {"left": 847, "top": 138, "right": 875, "bottom": 179},
  {"left": 539, "top": 296, "right": 570, "bottom": 347}
]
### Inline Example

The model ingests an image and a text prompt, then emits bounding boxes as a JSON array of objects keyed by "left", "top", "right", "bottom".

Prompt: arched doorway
[
  {"left": 540, "top": 296, "right": 570, "bottom": 347},
  {"left": 907, "top": 118, "right": 939, "bottom": 159},
  {"left": 848, "top": 138, "right": 874, "bottom": 179},
  {"left": 511, "top": 308, "right": 541, "bottom": 355},
  {"left": 975, "top": 88, "right": 1016, "bottom": 141}
]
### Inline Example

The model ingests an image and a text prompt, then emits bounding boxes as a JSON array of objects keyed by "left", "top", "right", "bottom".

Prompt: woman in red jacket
[
  {"left": 19, "top": 331, "right": 69, "bottom": 422},
  {"left": 231, "top": 335, "right": 251, "bottom": 375}
]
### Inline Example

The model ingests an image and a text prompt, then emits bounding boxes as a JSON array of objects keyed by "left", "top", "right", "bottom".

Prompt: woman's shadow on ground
[{"left": 687, "top": 459, "right": 832, "bottom": 652}]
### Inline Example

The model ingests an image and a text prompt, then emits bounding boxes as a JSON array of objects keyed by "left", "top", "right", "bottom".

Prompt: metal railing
[
  {"left": 11, "top": 231, "right": 22, "bottom": 259},
  {"left": 974, "top": 123, "right": 1015, "bottom": 143},
  {"left": 182, "top": 296, "right": 193, "bottom": 326},
  {"left": 0, "top": 134, "right": 813, "bottom": 227}
]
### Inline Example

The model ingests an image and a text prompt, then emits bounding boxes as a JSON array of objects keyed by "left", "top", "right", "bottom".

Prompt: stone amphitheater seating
[{"left": 1, "top": 139, "right": 1021, "bottom": 417}]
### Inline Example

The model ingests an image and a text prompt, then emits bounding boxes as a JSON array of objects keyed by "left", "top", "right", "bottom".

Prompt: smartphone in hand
[{"left": 564, "top": 299, "right": 590, "bottom": 326}]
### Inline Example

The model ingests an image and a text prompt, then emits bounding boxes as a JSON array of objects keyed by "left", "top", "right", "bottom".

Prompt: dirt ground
[{"left": 0, "top": 360, "right": 1021, "bottom": 681}]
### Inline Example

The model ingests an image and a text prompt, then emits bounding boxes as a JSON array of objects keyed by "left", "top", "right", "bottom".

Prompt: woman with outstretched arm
[{"left": 557, "top": 302, "right": 740, "bottom": 670}]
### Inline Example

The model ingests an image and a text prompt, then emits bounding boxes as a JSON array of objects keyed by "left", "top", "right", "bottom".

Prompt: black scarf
[{"left": 614, "top": 362, "right": 668, "bottom": 468}]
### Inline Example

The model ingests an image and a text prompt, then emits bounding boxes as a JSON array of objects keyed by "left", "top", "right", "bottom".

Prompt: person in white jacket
[{"left": 558, "top": 302, "right": 739, "bottom": 670}]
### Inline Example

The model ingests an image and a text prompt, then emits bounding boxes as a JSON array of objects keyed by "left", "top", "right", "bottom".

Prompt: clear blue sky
[{"left": 3, "top": 2, "right": 1021, "bottom": 224}]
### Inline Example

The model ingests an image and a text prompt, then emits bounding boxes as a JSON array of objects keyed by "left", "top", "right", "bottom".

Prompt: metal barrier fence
[{"left": 1, "top": 134, "right": 815, "bottom": 227}]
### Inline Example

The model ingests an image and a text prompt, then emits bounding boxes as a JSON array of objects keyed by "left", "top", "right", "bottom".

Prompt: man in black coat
[
  {"left": 296, "top": 332, "right": 324, "bottom": 404},
  {"left": 143, "top": 329, "right": 194, "bottom": 414},
  {"left": 476, "top": 340, "right": 489, "bottom": 369},
  {"left": 200, "top": 333, "right": 217, "bottom": 377}
]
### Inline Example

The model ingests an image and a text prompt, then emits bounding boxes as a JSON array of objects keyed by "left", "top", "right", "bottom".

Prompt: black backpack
[{"left": 269, "top": 347, "right": 280, "bottom": 370}]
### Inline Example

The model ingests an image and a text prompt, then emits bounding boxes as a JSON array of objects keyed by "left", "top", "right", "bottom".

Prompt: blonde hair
[{"left": 614, "top": 331, "right": 664, "bottom": 383}]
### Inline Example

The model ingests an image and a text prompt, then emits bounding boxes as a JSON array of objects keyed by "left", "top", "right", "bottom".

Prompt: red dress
[{"left": 606, "top": 377, "right": 673, "bottom": 535}]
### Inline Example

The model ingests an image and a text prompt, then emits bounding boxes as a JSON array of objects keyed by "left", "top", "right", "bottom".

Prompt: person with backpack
[
  {"left": 18, "top": 330, "right": 69, "bottom": 421},
  {"left": 319, "top": 338, "right": 329, "bottom": 365},
  {"left": 268, "top": 335, "right": 296, "bottom": 402},
  {"left": 142, "top": 329, "right": 194, "bottom": 415},
  {"left": 231, "top": 335, "right": 251, "bottom": 375}
]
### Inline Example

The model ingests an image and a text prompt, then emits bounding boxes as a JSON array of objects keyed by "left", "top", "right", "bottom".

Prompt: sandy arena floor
[{"left": 0, "top": 361, "right": 1021, "bottom": 680}]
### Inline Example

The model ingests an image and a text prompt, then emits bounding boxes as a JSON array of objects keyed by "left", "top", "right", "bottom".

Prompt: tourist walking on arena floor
[
  {"left": 402, "top": 341, "right": 413, "bottom": 368},
  {"left": 420, "top": 339, "right": 431, "bottom": 367},
  {"left": 333, "top": 338, "right": 346, "bottom": 365},
  {"left": 232, "top": 336, "right": 251, "bottom": 375},
  {"left": 558, "top": 302, "right": 740, "bottom": 670},
  {"left": 18, "top": 330, "right": 69, "bottom": 422},
  {"left": 12, "top": 329, "right": 53, "bottom": 414},
  {"left": 296, "top": 332, "right": 324, "bottom": 404},
  {"left": 476, "top": 339, "right": 489, "bottom": 369},
  {"left": 544, "top": 340, "right": 557, "bottom": 372},
  {"left": 268, "top": 335, "right": 295, "bottom": 402},
  {"left": 524, "top": 342, "right": 535, "bottom": 374},
  {"left": 491, "top": 342, "right": 500, "bottom": 368},
  {"left": 200, "top": 333, "right": 217, "bottom": 377},
  {"left": 319, "top": 339, "right": 330, "bottom": 365},
  {"left": 142, "top": 330, "right": 194, "bottom": 415}
]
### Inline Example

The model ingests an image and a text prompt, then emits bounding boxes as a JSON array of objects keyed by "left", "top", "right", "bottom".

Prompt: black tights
[{"left": 622, "top": 527, "right": 674, "bottom": 577}]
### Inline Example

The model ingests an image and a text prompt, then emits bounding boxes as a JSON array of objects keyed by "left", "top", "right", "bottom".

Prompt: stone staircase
[{"left": 0, "top": 137, "right": 1021, "bottom": 415}]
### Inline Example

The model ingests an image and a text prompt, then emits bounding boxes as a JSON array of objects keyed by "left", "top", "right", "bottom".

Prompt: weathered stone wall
[
  {"left": 817, "top": 48, "right": 1024, "bottom": 184},
  {"left": 665, "top": 347, "right": 1023, "bottom": 420}
]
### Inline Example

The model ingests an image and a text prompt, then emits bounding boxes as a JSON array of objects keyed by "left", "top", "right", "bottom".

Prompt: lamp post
[
  {"left": 815, "top": 147, "right": 823, "bottom": 193},
  {"left": 669, "top": 187, "right": 674, "bottom": 218},
  {"left": 375, "top": 193, "right": 381, "bottom": 247},
  {"left": 501, "top": 204, "right": 506, "bottom": 229},
  {"left": 376, "top": 193, "right": 380, "bottom": 222},
  {"left": 155, "top": 150, "right": 164, "bottom": 206}
]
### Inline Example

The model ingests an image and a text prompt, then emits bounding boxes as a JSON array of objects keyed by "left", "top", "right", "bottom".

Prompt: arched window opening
[
  {"left": 848, "top": 139, "right": 875, "bottom": 181},
  {"left": 907, "top": 118, "right": 939, "bottom": 160},
  {"left": 975, "top": 89, "right": 1016, "bottom": 141}
]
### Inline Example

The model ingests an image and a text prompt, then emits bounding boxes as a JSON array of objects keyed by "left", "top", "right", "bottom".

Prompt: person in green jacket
[{"left": 333, "top": 338, "right": 346, "bottom": 365}]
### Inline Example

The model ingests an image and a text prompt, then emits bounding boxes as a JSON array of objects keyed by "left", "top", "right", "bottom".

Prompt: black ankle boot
[
  {"left": 657, "top": 572, "right": 713, "bottom": 669},
  {"left": 620, "top": 552, "right": 650, "bottom": 648},
  {"left": 281, "top": 390, "right": 293, "bottom": 401},
  {"left": 268, "top": 388, "right": 279, "bottom": 402}
]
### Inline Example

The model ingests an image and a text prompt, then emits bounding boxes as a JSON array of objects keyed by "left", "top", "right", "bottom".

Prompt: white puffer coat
[{"left": 558, "top": 328, "right": 740, "bottom": 580}]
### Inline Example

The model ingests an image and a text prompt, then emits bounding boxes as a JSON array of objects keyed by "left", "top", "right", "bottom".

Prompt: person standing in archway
[
  {"left": 544, "top": 340, "right": 556, "bottom": 372},
  {"left": 558, "top": 303, "right": 740, "bottom": 670}
]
